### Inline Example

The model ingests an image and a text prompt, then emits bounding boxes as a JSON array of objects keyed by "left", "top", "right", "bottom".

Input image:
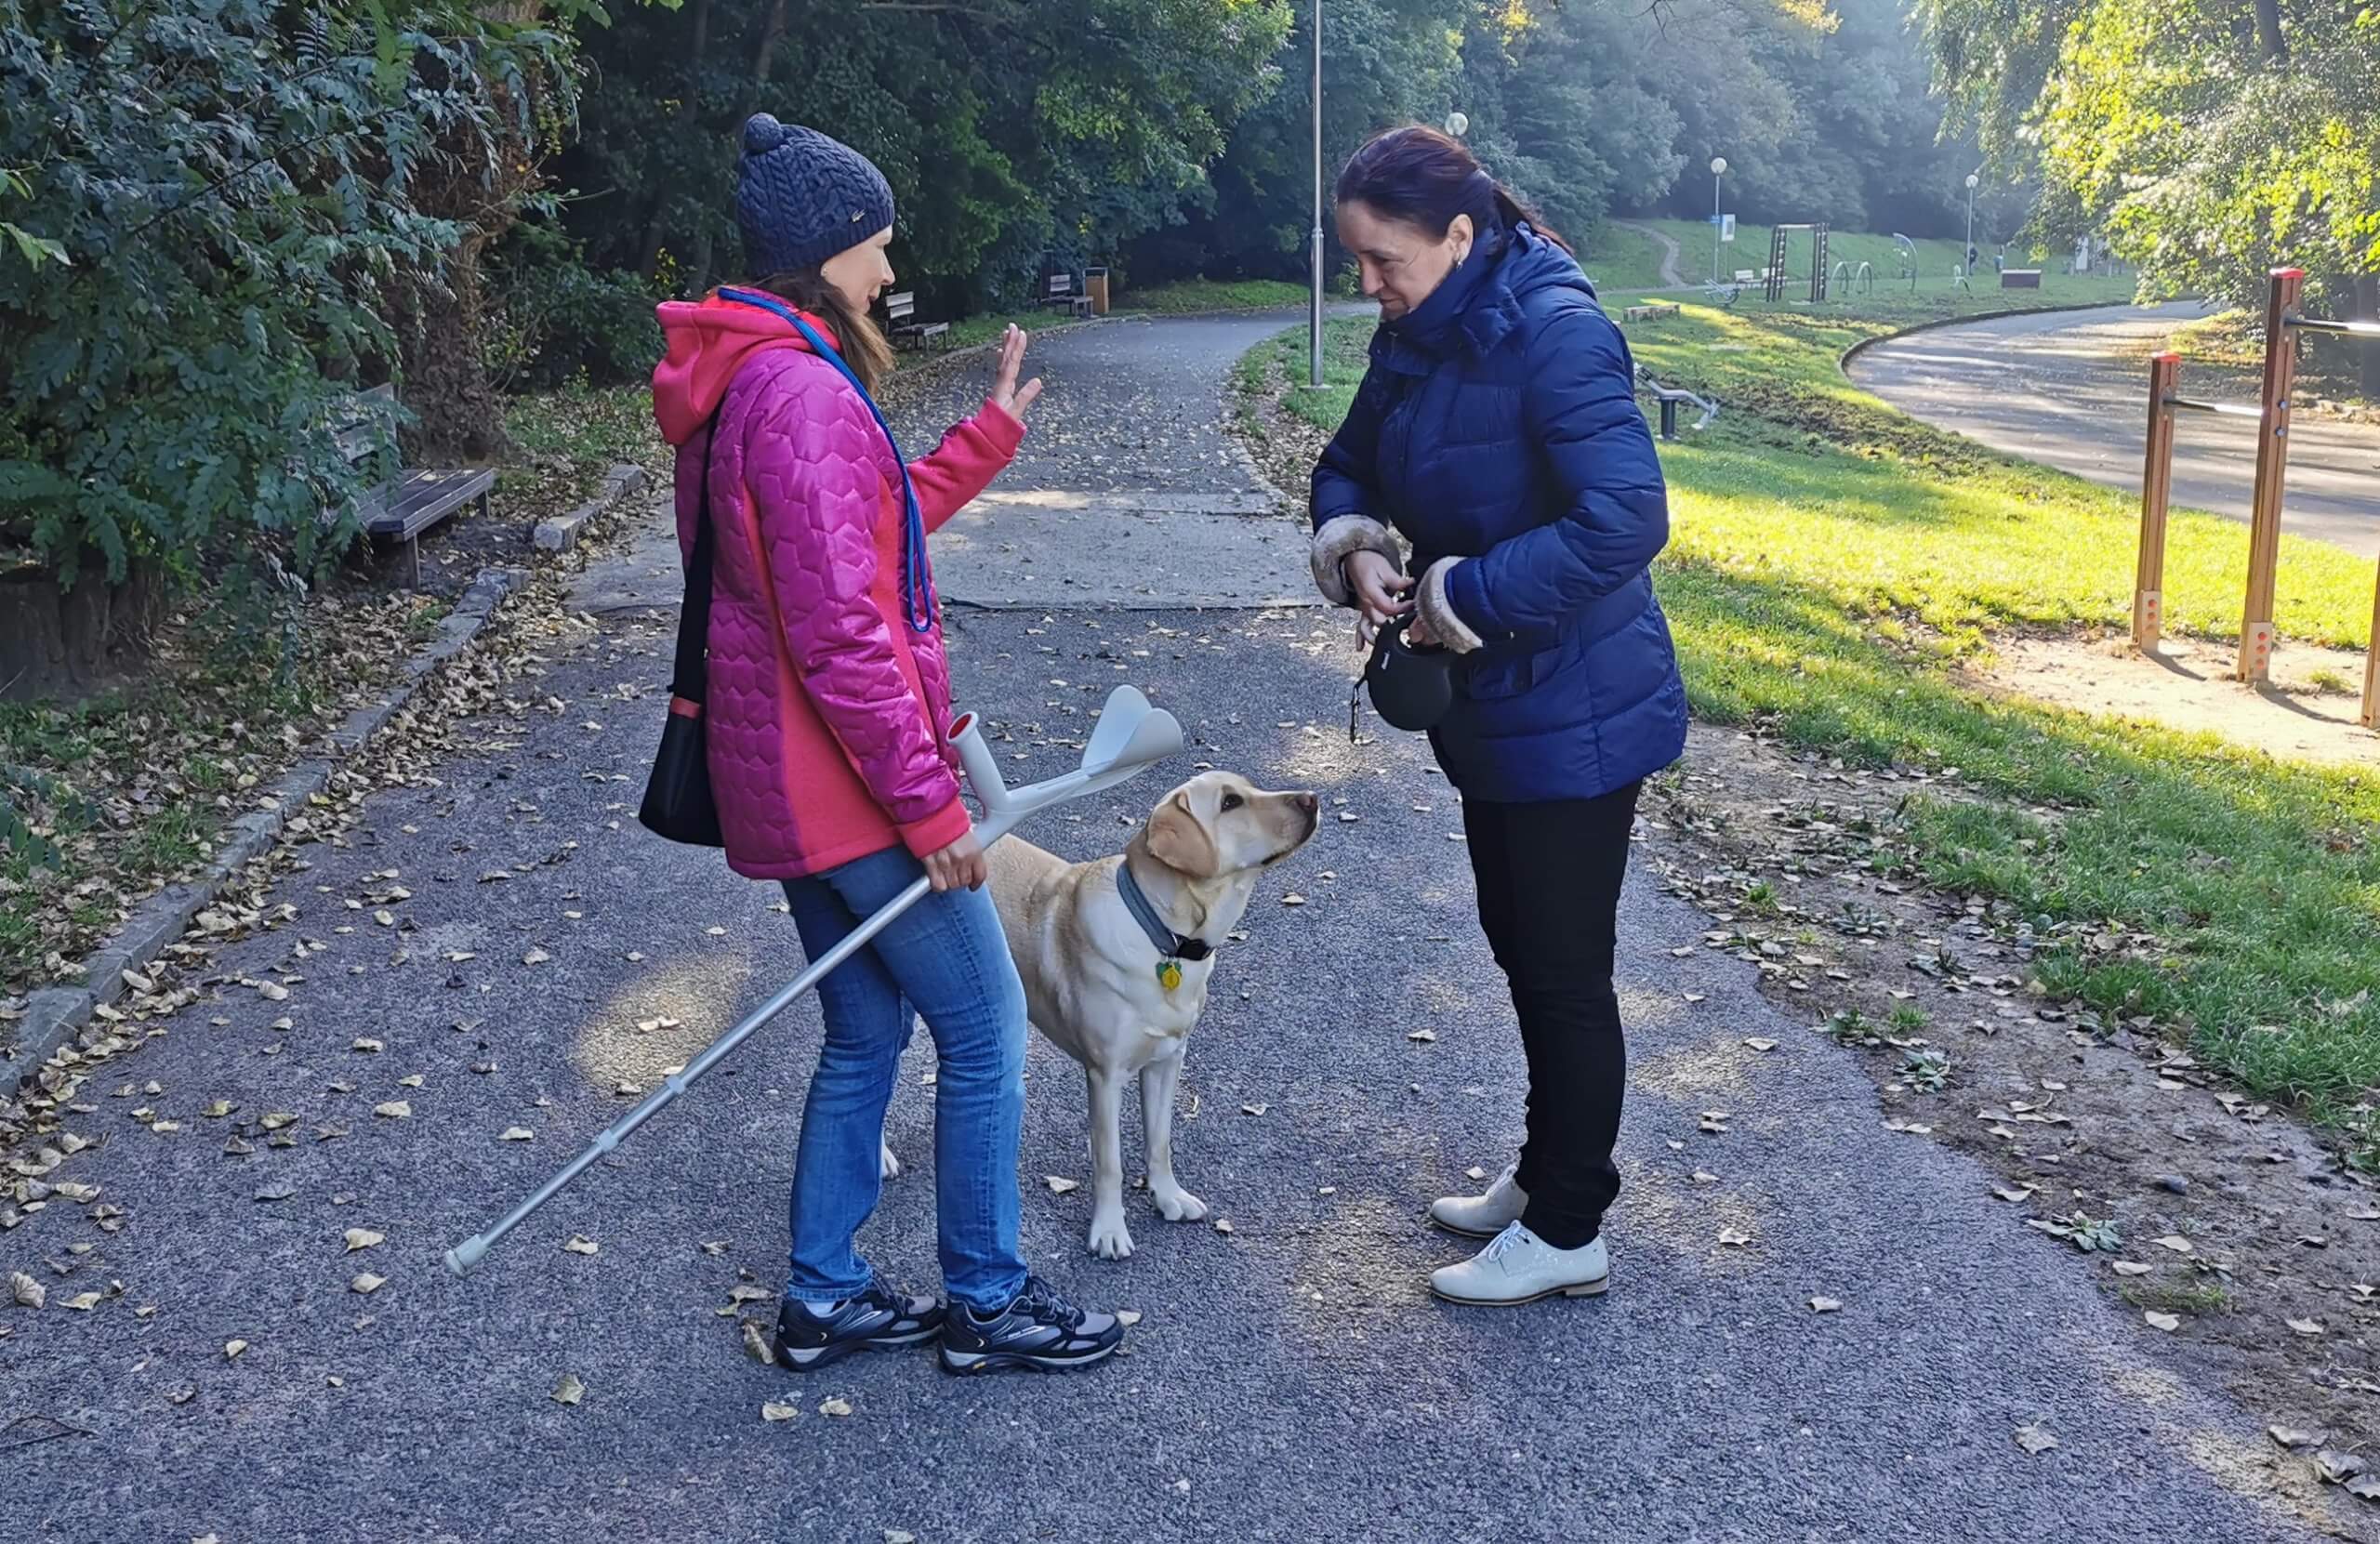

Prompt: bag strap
[
  {"left": 714, "top": 285, "right": 935, "bottom": 635},
  {"left": 669, "top": 418, "right": 721, "bottom": 706}
]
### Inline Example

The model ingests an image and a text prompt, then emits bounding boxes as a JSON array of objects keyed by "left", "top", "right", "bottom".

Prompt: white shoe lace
[{"left": 1477, "top": 1221, "right": 1535, "bottom": 1266}]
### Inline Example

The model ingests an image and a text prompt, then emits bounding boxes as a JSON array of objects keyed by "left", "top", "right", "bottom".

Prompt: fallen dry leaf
[
  {"left": 552, "top": 1372, "right": 585, "bottom": 1406},
  {"left": 350, "top": 1273, "right": 386, "bottom": 1294},
  {"left": 498, "top": 1128, "right": 535, "bottom": 1142},
  {"left": 1742, "top": 1037, "right": 1778, "bottom": 1053},
  {"left": 2269, "top": 1425, "right": 2325, "bottom": 1450},
  {"left": 1809, "top": 1297, "right": 1842, "bottom": 1313},
  {"left": 761, "top": 1400, "right": 800, "bottom": 1422},
  {"left": 2111, "top": 1260, "right": 2152, "bottom": 1276},
  {"left": 343, "top": 1228, "right": 384, "bottom": 1253},
  {"left": 224, "top": 1339, "right": 248, "bottom": 1360},
  {"left": 1718, "top": 1229, "right": 1752, "bottom": 1247},
  {"left": 741, "top": 1319, "right": 774, "bottom": 1366},
  {"left": 1044, "top": 1176, "right": 1080, "bottom": 1194},
  {"left": 563, "top": 1235, "right": 599, "bottom": 1257},
  {"left": 819, "top": 1396, "right": 853, "bottom": 1418},
  {"left": 522, "top": 948, "right": 551, "bottom": 966},
  {"left": 2316, "top": 1450, "right": 2366, "bottom": 1485},
  {"left": 1406, "top": 1028, "right": 1437, "bottom": 1044},
  {"left": 11, "top": 1272, "right": 45, "bottom": 1309},
  {"left": 1117, "top": 1310, "right": 1144, "bottom": 1326},
  {"left": 61, "top": 1290, "right": 102, "bottom": 1311},
  {"left": 373, "top": 1102, "right": 411, "bottom": 1119},
  {"left": 2144, "top": 1311, "right": 2181, "bottom": 1332},
  {"left": 2288, "top": 1317, "right": 2325, "bottom": 1337},
  {"left": 2152, "top": 1234, "right": 2193, "bottom": 1254},
  {"left": 1214, "top": 1219, "right": 1235, "bottom": 1234},
  {"left": 2013, "top": 1421, "right": 2058, "bottom": 1456}
]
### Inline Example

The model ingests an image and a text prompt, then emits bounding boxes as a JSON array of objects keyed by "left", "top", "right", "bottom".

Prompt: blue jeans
[{"left": 779, "top": 846, "right": 1028, "bottom": 1314}]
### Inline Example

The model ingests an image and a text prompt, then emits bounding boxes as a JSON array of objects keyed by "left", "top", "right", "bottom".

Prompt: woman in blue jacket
[{"left": 1310, "top": 125, "right": 1687, "bottom": 1306}]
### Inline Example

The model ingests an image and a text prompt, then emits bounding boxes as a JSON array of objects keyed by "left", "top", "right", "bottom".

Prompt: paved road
[
  {"left": 4, "top": 316, "right": 2329, "bottom": 1543},
  {"left": 1848, "top": 301, "right": 2380, "bottom": 557}
]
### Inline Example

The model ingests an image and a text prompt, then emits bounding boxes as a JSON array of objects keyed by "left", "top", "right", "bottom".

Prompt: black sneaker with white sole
[
  {"left": 774, "top": 1275, "right": 945, "bottom": 1370},
  {"left": 939, "top": 1274, "right": 1123, "bottom": 1375}
]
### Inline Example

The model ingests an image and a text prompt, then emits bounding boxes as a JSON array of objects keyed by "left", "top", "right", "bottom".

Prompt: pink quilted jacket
[{"left": 652, "top": 296, "right": 1023, "bottom": 879}]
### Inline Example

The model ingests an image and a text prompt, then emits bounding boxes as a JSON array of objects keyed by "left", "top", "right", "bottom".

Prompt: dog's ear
[{"left": 1146, "top": 789, "right": 1220, "bottom": 878}]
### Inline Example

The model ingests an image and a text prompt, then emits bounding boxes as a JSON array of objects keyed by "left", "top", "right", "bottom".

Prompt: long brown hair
[
  {"left": 1334, "top": 125, "right": 1570, "bottom": 254},
  {"left": 749, "top": 268, "right": 897, "bottom": 393}
]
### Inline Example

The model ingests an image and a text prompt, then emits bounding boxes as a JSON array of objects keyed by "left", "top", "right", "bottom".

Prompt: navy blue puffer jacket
[{"left": 1310, "top": 225, "right": 1687, "bottom": 803}]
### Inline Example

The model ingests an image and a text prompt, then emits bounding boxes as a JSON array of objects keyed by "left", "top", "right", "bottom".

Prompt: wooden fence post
[
  {"left": 2238, "top": 267, "right": 2304, "bottom": 683},
  {"left": 2363, "top": 564, "right": 2379, "bottom": 732},
  {"left": 2135, "top": 352, "right": 2180, "bottom": 650}
]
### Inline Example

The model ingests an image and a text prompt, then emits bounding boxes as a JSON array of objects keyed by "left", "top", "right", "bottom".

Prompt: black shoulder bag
[{"left": 638, "top": 424, "right": 725, "bottom": 847}]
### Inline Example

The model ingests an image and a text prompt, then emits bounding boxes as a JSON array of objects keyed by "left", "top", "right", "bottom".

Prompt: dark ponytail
[{"left": 1333, "top": 125, "right": 1569, "bottom": 254}]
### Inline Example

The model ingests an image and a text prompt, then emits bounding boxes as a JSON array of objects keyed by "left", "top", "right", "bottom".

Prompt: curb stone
[
  {"left": 1, "top": 564, "right": 530, "bottom": 1095},
  {"left": 533, "top": 463, "right": 649, "bottom": 553}
]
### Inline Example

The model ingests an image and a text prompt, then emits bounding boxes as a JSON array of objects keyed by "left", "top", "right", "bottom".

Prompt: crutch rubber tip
[{"left": 444, "top": 1240, "right": 484, "bottom": 1276}]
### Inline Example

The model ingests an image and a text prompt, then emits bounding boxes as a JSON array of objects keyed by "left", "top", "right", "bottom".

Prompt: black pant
[{"left": 1463, "top": 781, "right": 1641, "bottom": 1250}]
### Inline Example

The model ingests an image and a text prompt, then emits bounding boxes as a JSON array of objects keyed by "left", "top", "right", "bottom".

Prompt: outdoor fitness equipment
[
  {"left": 443, "top": 685, "right": 1185, "bottom": 1276},
  {"left": 1892, "top": 234, "right": 1918, "bottom": 293},
  {"left": 2131, "top": 267, "right": 2380, "bottom": 725},
  {"left": 1764, "top": 223, "right": 1830, "bottom": 303},
  {"left": 1830, "top": 259, "right": 1875, "bottom": 299}
]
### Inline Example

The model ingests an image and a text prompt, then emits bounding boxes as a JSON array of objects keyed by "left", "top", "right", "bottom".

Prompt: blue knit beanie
[{"left": 735, "top": 114, "right": 896, "bottom": 277}]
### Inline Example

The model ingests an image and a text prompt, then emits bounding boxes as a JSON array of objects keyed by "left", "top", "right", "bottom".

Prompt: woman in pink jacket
[{"left": 651, "top": 115, "right": 1121, "bottom": 1376}]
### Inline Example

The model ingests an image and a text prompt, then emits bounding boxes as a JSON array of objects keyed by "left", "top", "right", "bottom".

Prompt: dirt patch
[
  {"left": 1642, "top": 723, "right": 2380, "bottom": 1535},
  {"left": 1970, "top": 632, "right": 2379, "bottom": 771}
]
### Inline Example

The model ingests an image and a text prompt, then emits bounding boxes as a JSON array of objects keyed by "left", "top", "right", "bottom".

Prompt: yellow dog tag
[{"left": 1157, "top": 960, "right": 1183, "bottom": 992}]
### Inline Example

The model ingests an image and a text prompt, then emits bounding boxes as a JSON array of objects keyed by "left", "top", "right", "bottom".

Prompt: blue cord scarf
[{"left": 717, "top": 286, "right": 935, "bottom": 634}]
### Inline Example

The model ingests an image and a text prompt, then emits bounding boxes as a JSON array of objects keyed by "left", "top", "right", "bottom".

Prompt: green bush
[
  {"left": 0, "top": 0, "right": 567, "bottom": 602},
  {"left": 484, "top": 215, "right": 666, "bottom": 391}
]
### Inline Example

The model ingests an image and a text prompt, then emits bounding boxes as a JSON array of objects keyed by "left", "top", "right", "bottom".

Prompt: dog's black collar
[{"left": 1117, "top": 860, "right": 1213, "bottom": 963}]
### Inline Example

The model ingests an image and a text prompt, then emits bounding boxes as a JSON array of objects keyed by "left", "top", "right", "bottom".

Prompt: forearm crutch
[{"left": 444, "top": 686, "right": 1183, "bottom": 1276}]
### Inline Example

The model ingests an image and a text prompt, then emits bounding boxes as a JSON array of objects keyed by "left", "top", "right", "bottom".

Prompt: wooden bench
[
  {"left": 1037, "top": 272, "right": 1093, "bottom": 319},
  {"left": 885, "top": 291, "right": 949, "bottom": 350},
  {"left": 1621, "top": 303, "right": 1679, "bottom": 323},
  {"left": 2001, "top": 269, "right": 2043, "bottom": 289},
  {"left": 324, "top": 385, "right": 494, "bottom": 587}
]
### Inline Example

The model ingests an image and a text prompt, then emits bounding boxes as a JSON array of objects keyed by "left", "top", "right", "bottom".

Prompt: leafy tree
[
  {"left": 558, "top": 0, "right": 1295, "bottom": 308},
  {"left": 1921, "top": 0, "right": 2380, "bottom": 385},
  {"left": 0, "top": 0, "right": 570, "bottom": 683}
]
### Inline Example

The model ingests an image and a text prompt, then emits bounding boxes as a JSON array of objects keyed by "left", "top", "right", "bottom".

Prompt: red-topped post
[{"left": 2238, "top": 267, "right": 2304, "bottom": 683}]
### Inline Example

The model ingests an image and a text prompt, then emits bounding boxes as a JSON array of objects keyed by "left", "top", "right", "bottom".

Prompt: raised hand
[{"left": 989, "top": 324, "right": 1044, "bottom": 420}]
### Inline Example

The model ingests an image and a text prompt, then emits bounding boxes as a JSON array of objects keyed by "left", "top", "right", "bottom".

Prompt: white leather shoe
[
  {"left": 1427, "top": 1164, "right": 1527, "bottom": 1238},
  {"left": 1429, "top": 1221, "right": 1609, "bottom": 1306}
]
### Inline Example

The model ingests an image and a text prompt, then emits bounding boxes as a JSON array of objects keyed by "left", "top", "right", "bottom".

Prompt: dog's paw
[
  {"left": 879, "top": 1142, "right": 901, "bottom": 1181},
  {"left": 1150, "top": 1184, "right": 1208, "bottom": 1223},
  {"left": 1086, "top": 1212, "right": 1136, "bottom": 1260}
]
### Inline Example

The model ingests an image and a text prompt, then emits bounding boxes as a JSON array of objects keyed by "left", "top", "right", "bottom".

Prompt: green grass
[
  {"left": 1236, "top": 285, "right": 2380, "bottom": 1164},
  {"left": 1632, "top": 218, "right": 2056, "bottom": 294},
  {"left": 1576, "top": 222, "right": 1675, "bottom": 291},
  {"left": 1118, "top": 278, "right": 1313, "bottom": 314}
]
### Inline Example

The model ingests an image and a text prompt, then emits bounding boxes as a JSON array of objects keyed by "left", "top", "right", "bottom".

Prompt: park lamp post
[
  {"left": 1964, "top": 170, "right": 1979, "bottom": 272},
  {"left": 1308, "top": 0, "right": 1324, "bottom": 389},
  {"left": 1710, "top": 157, "right": 1727, "bottom": 286}
]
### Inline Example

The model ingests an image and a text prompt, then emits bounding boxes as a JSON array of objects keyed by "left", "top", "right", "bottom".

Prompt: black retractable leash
[{"left": 1350, "top": 612, "right": 1457, "bottom": 741}]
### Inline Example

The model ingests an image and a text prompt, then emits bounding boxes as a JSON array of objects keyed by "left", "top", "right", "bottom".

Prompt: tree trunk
[
  {"left": 2252, "top": 0, "right": 2288, "bottom": 61},
  {"left": 639, "top": 0, "right": 715, "bottom": 282},
  {"left": 389, "top": 0, "right": 553, "bottom": 465},
  {"left": 390, "top": 224, "right": 512, "bottom": 465},
  {"left": 0, "top": 556, "right": 169, "bottom": 704}
]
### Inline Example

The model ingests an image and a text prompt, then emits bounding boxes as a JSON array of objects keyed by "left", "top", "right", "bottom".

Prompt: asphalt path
[
  {"left": 1848, "top": 301, "right": 2380, "bottom": 558},
  {"left": 3, "top": 313, "right": 2326, "bottom": 1543}
]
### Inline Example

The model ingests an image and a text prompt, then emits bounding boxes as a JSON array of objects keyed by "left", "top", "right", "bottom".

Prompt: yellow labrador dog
[{"left": 986, "top": 771, "right": 1319, "bottom": 1259}]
